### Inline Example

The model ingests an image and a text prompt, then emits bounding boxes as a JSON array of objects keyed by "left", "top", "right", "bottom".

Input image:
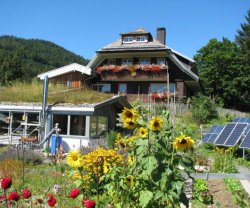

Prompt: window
[
  {"left": 70, "top": 115, "right": 86, "bottom": 136},
  {"left": 53, "top": 114, "right": 86, "bottom": 136},
  {"left": 157, "top": 58, "right": 166, "bottom": 65},
  {"left": 122, "top": 59, "right": 133, "bottom": 65},
  {"left": 123, "top": 36, "right": 133, "bottom": 43},
  {"left": 90, "top": 116, "right": 108, "bottom": 137},
  {"left": 108, "top": 59, "right": 116, "bottom": 65},
  {"left": 0, "top": 112, "right": 9, "bottom": 135},
  {"left": 150, "top": 83, "right": 175, "bottom": 93},
  {"left": 139, "top": 58, "right": 151, "bottom": 65},
  {"left": 92, "top": 84, "right": 111, "bottom": 93},
  {"left": 53, "top": 114, "right": 68, "bottom": 135},
  {"left": 136, "top": 36, "right": 146, "bottom": 42},
  {"left": 118, "top": 83, "right": 127, "bottom": 93}
]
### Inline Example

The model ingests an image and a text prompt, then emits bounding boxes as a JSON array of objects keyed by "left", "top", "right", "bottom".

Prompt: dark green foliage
[
  {"left": 194, "top": 10, "right": 250, "bottom": 111},
  {"left": 235, "top": 10, "right": 250, "bottom": 64},
  {"left": 190, "top": 94, "right": 218, "bottom": 123},
  {"left": 0, "top": 36, "right": 89, "bottom": 86}
]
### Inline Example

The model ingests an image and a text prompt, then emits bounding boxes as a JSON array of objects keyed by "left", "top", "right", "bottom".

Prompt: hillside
[{"left": 0, "top": 36, "right": 89, "bottom": 85}]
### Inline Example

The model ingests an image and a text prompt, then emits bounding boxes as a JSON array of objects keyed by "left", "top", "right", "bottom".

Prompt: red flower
[
  {"left": 47, "top": 194, "right": 56, "bottom": 207},
  {"left": 69, "top": 188, "right": 80, "bottom": 198},
  {"left": 8, "top": 191, "right": 20, "bottom": 201},
  {"left": 22, "top": 188, "right": 32, "bottom": 199},
  {"left": 1, "top": 177, "right": 12, "bottom": 189},
  {"left": 0, "top": 194, "right": 6, "bottom": 201},
  {"left": 82, "top": 198, "right": 95, "bottom": 208}
]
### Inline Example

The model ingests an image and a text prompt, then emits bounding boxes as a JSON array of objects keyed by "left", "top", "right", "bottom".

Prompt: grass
[{"left": 0, "top": 80, "right": 113, "bottom": 104}]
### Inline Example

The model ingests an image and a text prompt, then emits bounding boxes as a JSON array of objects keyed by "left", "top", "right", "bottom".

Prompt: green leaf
[
  {"left": 139, "top": 190, "right": 153, "bottom": 208},
  {"left": 154, "top": 190, "right": 164, "bottom": 200},
  {"left": 142, "top": 155, "right": 158, "bottom": 175},
  {"left": 74, "top": 179, "right": 82, "bottom": 187},
  {"left": 160, "top": 172, "right": 168, "bottom": 191}
]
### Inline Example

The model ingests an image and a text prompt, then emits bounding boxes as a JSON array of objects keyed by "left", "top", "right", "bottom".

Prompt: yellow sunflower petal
[
  {"left": 66, "top": 150, "right": 83, "bottom": 168},
  {"left": 149, "top": 116, "right": 163, "bottom": 131}
]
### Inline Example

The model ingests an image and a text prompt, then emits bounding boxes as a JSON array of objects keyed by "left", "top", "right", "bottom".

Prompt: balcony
[{"left": 97, "top": 64, "right": 168, "bottom": 81}]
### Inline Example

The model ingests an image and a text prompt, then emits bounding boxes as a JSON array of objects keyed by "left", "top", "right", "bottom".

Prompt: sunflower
[
  {"left": 124, "top": 175, "right": 134, "bottom": 187},
  {"left": 66, "top": 150, "right": 83, "bottom": 168},
  {"left": 117, "top": 139, "right": 127, "bottom": 149},
  {"left": 123, "top": 119, "right": 136, "bottom": 129},
  {"left": 121, "top": 108, "right": 138, "bottom": 122},
  {"left": 149, "top": 116, "right": 163, "bottom": 131},
  {"left": 173, "top": 135, "right": 195, "bottom": 151},
  {"left": 138, "top": 127, "right": 148, "bottom": 138}
]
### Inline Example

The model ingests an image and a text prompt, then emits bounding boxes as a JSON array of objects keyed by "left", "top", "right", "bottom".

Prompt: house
[
  {"left": 0, "top": 95, "right": 130, "bottom": 152},
  {"left": 37, "top": 63, "right": 93, "bottom": 88},
  {"left": 87, "top": 27, "right": 200, "bottom": 102}
]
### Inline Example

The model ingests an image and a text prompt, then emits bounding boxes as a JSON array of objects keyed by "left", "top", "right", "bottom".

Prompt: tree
[
  {"left": 0, "top": 53, "right": 23, "bottom": 86},
  {"left": 235, "top": 9, "right": 250, "bottom": 64},
  {"left": 194, "top": 38, "right": 250, "bottom": 110}
]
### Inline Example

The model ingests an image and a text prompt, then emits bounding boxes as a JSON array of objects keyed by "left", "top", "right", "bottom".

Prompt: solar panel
[
  {"left": 202, "top": 134, "right": 213, "bottom": 143},
  {"left": 214, "top": 123, "right": 236, "bottom": 145},
  {"left": 207, "top": 125, "right": 224, "bottom": 143},
  {"left": 208, "top": 125, "right": 219, "bottom": 133},
  {"left": 239, "top": 130, "right": 250, "bottom": 148},
  {"left": 224, "top": 123, "right": 247, "bottom": 146},
  {"left": 233, "top": 117, "right": 250, "bottom": 123},
  {"left": 245, "top": 124, "right": 250, "bottom": 133},
  {"left": 233, "top": 117, "right": 241, "bottom": 122},
  {"left": 202, "top": 125, "right": 218, "bottom": 143}
]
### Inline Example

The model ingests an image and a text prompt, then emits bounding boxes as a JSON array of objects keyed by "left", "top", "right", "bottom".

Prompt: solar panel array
[{"left": 202, "top": 117, "right": 250, "bottom": 148}]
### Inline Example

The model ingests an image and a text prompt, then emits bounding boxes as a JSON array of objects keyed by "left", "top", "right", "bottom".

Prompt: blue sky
[{"left": 0, "top": 0, "right": 249, "bottom": 60}]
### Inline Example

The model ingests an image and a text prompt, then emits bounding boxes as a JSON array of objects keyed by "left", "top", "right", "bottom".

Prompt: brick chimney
[{"left": 156, "top": 27, "right": 166, "bottom": 45}]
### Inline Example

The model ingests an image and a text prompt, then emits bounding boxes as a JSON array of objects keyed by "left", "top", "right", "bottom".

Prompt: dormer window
[
  {"left": 123, "top": 37, "right": 133, "bottom": 43},
  {"left": 136, "top": 36, "right": 147, "bottom": 42}
]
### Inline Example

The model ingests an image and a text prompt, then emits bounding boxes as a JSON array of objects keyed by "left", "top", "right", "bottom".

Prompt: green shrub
[
  {"left": 191, "top": 94, "right": 218, "bottom": 123},
  {"left": 193, "top": 179, "right": 213, "bottom": 204}
]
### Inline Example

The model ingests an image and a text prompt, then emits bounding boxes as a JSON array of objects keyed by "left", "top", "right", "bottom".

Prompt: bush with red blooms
[
  {"left": 82, "top": 198, "right": 96, "bottom": 208},
  {"left": 22, "top": 188, "right": 32, "bottom": 199},
  {"left": 0, "top": 177, "right": 97, "bottom": 207},
  {"left": 8, "top": 191, "right": 20, "bottom": 202},
  {"left": 47, "top": 194, "right": 57, "bottom": 207},
  {"left": 69, "top": 188, "right": 80, "bottom": 198},
  {"left": 1, "top": 177, "right": 12, "bottom": 189}
]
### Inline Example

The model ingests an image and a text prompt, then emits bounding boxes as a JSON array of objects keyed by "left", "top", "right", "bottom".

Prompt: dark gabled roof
[{"left": 120, "top": 28, "right": 150, "bottom": 36}]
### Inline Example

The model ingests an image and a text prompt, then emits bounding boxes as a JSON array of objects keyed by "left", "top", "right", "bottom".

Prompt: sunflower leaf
[{"left": 139, "top": 190, "right": 153, "bottom": 208}]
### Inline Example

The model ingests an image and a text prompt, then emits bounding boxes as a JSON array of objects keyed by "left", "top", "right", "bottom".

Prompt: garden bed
[{"left": 207, "top": 179, "right": 240, "bottom": 208}]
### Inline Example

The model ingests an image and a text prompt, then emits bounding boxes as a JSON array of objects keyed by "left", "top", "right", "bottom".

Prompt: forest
[{"left": 0, "top": 36, "right": 88, "bottom": 85}]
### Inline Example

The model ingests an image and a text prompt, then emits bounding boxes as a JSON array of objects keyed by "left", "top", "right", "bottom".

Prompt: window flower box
[{"left": 96, "top": 64, "right": 168, "bottom": 74}]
